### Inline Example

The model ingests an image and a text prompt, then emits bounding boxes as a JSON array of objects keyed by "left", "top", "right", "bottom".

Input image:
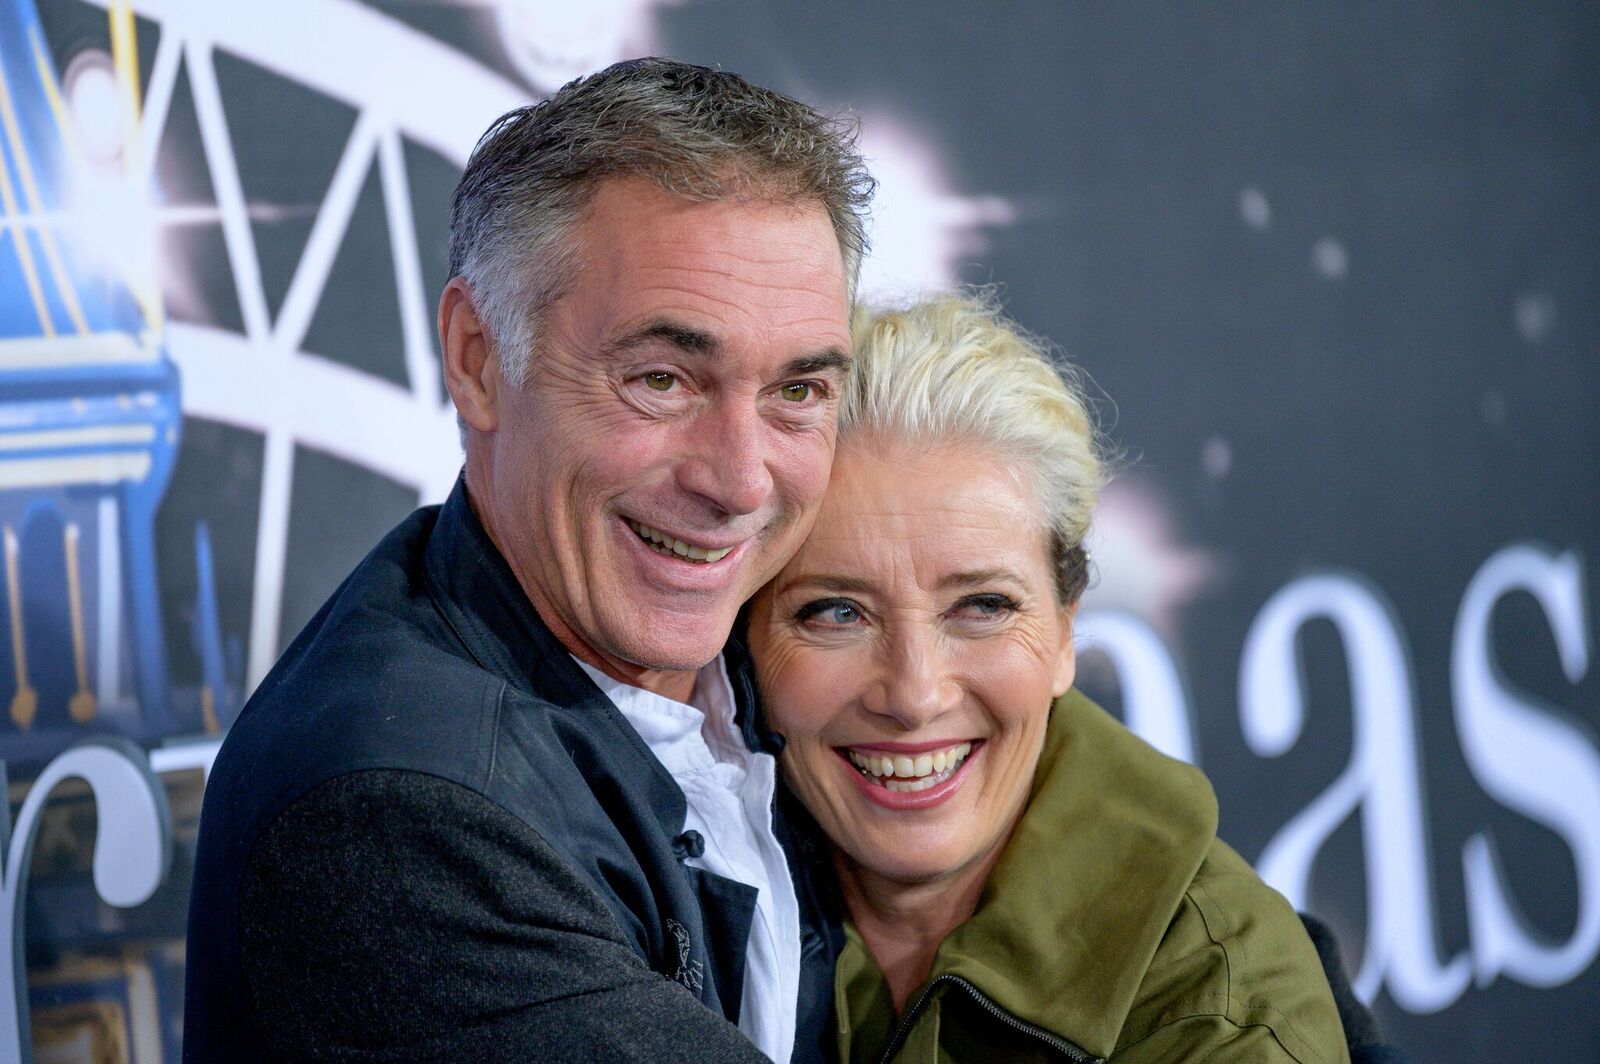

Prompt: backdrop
[{"left": 2, "top": 1, "right": 1596, "bottom": 1061}]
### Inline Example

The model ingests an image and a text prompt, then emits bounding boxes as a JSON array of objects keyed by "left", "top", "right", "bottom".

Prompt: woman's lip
[
  {"left": 836, "top": 738, "right": 979, "bottom": 755},
  {"left": 836, "top": 743, "right": 980, "bottom": 811}
]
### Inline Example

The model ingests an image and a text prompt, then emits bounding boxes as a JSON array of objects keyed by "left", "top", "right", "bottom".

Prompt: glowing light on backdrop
[{"left": 494, "top": 0, "right": 670, "bottom": 93}]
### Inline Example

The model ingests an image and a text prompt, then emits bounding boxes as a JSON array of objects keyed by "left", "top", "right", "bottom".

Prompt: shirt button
[{"left": 674, "top": 829, "right": 706, "bottom": 859}]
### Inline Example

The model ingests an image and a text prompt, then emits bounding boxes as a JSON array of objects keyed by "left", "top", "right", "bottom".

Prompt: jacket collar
[
  {"left": 421, "top": 476, "right": 604, "bottom": 711},
  {"left": 840, "top": 691, "right": 1218, "bottom": 1061}
]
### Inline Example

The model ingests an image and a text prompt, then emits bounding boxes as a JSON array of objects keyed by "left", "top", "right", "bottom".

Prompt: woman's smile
[{"left": 842, "top": 740, "right": 976, "bottom": 792}]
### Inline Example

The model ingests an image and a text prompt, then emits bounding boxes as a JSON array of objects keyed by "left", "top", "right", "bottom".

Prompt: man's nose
[
  {"left": 675, "top": 397, "right": 773, "bottom": 517},
  {"left": 862, "top": 630, "right": 961, "bottom": 731}
]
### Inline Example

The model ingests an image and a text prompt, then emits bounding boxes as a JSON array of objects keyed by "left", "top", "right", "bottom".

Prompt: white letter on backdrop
[
  {"left": 1453, "top": 544, "right": 1600, "bottom": 989},
  {"left": 1076, "top": 609, "right": 1196, "bottom": 764},
  {"left": 1240, "top": 573, "right": 1470, "bottom": 1013}
]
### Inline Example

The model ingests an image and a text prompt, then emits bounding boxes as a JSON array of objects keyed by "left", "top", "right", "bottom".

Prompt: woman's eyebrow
[
  {"left": 781, "top": 573, "right": 877, "bottom": 595},
  {"left": 937, "top": 567, "right": 1026, "bottom": 592}
]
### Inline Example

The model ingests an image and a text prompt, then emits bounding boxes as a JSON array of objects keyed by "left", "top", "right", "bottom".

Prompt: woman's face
[{"left": 748, "top": 435, "right": 1076, "bottom": 887}]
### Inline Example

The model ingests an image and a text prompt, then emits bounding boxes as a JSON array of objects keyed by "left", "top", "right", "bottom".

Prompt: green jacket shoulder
[{"left": 1111, "top": 837, "right": 1349, "bottom": 1063}]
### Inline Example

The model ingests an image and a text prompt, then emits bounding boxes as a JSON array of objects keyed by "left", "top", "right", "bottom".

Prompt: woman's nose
[{"left": 862, "top": 633, "right": 960, "bottom": 730}]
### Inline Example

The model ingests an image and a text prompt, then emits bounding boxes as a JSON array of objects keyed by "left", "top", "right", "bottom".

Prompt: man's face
[{"left": 476, "top": 177, "right": 852, "bottom": 692}]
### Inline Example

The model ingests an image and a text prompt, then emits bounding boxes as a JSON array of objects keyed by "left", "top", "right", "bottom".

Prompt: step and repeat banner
[{"left": 1, "top": 1, "right": 1595, "bottom": 1060}]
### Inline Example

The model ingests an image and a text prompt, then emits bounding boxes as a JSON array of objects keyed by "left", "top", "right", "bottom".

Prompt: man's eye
[
  {"left": 795, "top": 598, "right": 862, "bottom": 627},
  {"left": 779, "top": 381, "right": 814, "bottom": 402},
  {"left": 643, "top": 372, "right": 677, "bottom": 392}
]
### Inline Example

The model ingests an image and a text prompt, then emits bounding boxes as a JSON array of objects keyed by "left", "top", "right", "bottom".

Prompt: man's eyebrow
[
  {"left": 602, "top": 320, "right": 720, "bottom": 359},
  {"left": 780, "top": 348, "right": 852, "bottom": 378},
  {"left": 600, "top": 325, "right": 849, "bottom": 377}
]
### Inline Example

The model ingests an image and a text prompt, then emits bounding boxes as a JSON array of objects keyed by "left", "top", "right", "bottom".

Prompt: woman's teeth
[
  {"left": 846, "top": 743, "right": 973, "bottom": 793},
  {"left": 630, "top": 521, "right": 732, "bottom": 563}
]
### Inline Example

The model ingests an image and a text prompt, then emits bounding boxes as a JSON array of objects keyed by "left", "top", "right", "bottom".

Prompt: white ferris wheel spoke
[
  {"left": 271, "top": 110, "right": 379, "bottom": 354},
  {"left": 378, "top": 125, "right": 443, "bottom": 415},
  {"left": 184, "top": 36, "right": 270, "bottom": 341},
  {"left": 247, "top": 429, "right": 294, "bottom": 690},
  {"left": 82, "top": 0, "right": 527, "bottom": 165},
  {"left": 164, "top": 325, "right": 459, "bottom": 493},
  {"left": 134, "top": 25, "right": 182, "bottom": 189}
]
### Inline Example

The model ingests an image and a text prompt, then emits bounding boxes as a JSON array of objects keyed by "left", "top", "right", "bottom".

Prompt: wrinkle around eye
[
  {"left": 943, "top": 597, "right": 1026, "bottom": 638},
  {"left": 618, "top": 371, "right": 697, "bottom": 415},
  {"left": 949, "top": 594, "right": 1021, "bottom": 619},
  {"left": 764, "top": 384, "right": 835, "bottom": 425},
  {"left": 794, "top": 597, "right": 865, "bottom": 627}
]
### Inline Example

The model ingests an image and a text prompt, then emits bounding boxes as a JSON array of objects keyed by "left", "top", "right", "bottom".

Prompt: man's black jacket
[{"left": 184, "top": 480, "right": 837, "bottom": 1062}]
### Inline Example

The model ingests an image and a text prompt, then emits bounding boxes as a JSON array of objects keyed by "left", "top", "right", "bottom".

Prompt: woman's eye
[
  {"left": 952, "top": 594, "right": 1018, "bottom": 621},
  {"left": 643, "top": 372, "right": 677, "bottom": 392},
  {"left": 778, "top": 381, "right": 814, "bottom": 402},
  {"left": 795, "top": 598, "right": 863, "bottom": 627}
]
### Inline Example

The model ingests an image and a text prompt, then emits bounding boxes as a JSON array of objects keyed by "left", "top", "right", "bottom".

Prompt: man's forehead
[
  {"left": 558, "top": 180, "right": 853, "bottom": 354},
  {"left": 577, "top": 176, "right": 845, "bottom": 271}
]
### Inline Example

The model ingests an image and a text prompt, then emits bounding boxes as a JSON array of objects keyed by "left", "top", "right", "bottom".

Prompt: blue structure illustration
[{"left": 0, "top": 0, "right": 194, "bottom": 763}]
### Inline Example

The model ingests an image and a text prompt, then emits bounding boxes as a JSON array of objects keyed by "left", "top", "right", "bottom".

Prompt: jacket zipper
[{"left": 876, "top": 973, "right": 1103, "bottom": 1064}]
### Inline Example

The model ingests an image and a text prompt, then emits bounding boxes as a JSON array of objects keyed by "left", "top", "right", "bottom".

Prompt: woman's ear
[
  {"left": 440, "top": 277, "right": 499, "bottom": 433},
  {"left": 1052, "top": 603, "right": 1079, "bottom": 697}
]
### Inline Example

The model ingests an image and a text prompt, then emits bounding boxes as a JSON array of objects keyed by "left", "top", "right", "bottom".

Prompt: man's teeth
[
  {"left": 847, "top": 743, "right": 973, "bottom": 793},
  {"left": 630, "top": 521, "right": 732, "bottom": 563}
]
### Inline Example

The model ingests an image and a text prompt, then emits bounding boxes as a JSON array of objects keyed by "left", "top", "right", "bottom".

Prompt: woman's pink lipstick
[{"left": 837, "top": 741, "right": 981, "bottom": 811}]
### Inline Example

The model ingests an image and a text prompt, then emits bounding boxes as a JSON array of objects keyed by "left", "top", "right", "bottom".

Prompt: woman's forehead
[{"left": 785, "top": 441, "right": 1050, "bottom": 584}]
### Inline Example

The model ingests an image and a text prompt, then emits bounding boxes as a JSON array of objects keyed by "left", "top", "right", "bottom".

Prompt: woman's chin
[
  {"left": 832, "top": 826, "right": 994, "bottom": 890},
  {"left": 839, "top": 847, "right": 961, "bottom": 887}
]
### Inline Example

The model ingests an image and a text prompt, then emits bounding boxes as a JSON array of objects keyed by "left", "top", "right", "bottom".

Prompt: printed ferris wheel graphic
[
  {"left": 0, "top": 0, "right": 541, "bottom": 752},
  {"left": 90, "top": 0, "right": 536, "bottom": 694},
  {"left": 2, "top": 0, "right": 548, "bottom": 742}
]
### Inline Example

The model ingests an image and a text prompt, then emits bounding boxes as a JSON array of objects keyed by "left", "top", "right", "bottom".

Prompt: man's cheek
[{"left": 782, "top": 435, "right": 839, "bottom": 507}]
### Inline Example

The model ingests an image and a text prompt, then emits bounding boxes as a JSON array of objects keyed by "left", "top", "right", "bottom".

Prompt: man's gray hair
[{"left": 449, "top": 58, "right": 875, "bottom": 388}]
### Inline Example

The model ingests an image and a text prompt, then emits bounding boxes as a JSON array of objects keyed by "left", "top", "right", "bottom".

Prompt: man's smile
[{"left": 628, "top": 519, "right": 737, "bottom": 563}]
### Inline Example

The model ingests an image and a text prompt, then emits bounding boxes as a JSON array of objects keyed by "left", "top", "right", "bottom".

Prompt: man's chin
[{"left": 609, "top": 614, "right": 739, "bottom": 675}]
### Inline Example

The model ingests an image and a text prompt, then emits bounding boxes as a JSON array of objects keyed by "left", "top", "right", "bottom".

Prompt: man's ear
[
  {"left": 1052, "top": 603, "right": 1079, "bottom": 697},
  {"left": 440, "top": 277, "right": 498, "bottom": 433}
]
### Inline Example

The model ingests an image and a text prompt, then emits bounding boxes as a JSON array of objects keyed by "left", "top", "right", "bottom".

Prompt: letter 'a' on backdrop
[{"left": 0, "top": 1, "right": 1594, "bottom": 1061}]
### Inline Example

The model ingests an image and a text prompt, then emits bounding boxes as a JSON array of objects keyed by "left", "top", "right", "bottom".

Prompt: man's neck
[{"left": 564, "top": 639, "right": 700, "bottom": 704}]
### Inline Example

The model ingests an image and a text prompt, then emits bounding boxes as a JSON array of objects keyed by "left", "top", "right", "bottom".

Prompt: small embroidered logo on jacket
[{"left": 665, "top": 918, "right": 704, "bottom": 992}]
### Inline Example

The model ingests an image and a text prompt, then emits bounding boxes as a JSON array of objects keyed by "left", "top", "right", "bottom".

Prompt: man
[{"left": 184, "top": 59, "right": 872, "bottom": 1062}]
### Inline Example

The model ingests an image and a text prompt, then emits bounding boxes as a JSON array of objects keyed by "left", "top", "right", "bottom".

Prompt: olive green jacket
[{"left": 834, "top": 691, "right": 1350, "bottom": 1064}]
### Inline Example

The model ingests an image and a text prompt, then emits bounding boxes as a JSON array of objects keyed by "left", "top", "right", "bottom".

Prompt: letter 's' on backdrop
[{"left": 1, "top": 1, "right": 1594, "bottom": 1059}]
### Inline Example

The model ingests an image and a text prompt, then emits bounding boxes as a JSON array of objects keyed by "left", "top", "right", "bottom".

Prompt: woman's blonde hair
[{"left": 842, "top": 291, "right": 1106, "bottom": 604}]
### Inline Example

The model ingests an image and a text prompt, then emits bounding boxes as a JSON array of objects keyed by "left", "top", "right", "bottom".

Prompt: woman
[{"left": 747, "top": 294, "right": 1349, "bottom": 1062}]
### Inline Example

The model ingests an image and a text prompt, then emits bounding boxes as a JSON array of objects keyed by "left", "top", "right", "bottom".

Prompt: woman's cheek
[{"left": 756, "top": 631, "right": 831, "bottom": 735}]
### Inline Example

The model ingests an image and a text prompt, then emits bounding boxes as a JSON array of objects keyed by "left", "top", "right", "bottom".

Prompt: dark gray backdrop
[{"left": 16, "top": 1, "right": 1595, "bottom": 1060}]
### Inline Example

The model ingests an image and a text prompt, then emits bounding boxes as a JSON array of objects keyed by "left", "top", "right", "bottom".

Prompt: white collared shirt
[{"left": 575, "top": 656, "right": 800, "bottom": 1064}]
